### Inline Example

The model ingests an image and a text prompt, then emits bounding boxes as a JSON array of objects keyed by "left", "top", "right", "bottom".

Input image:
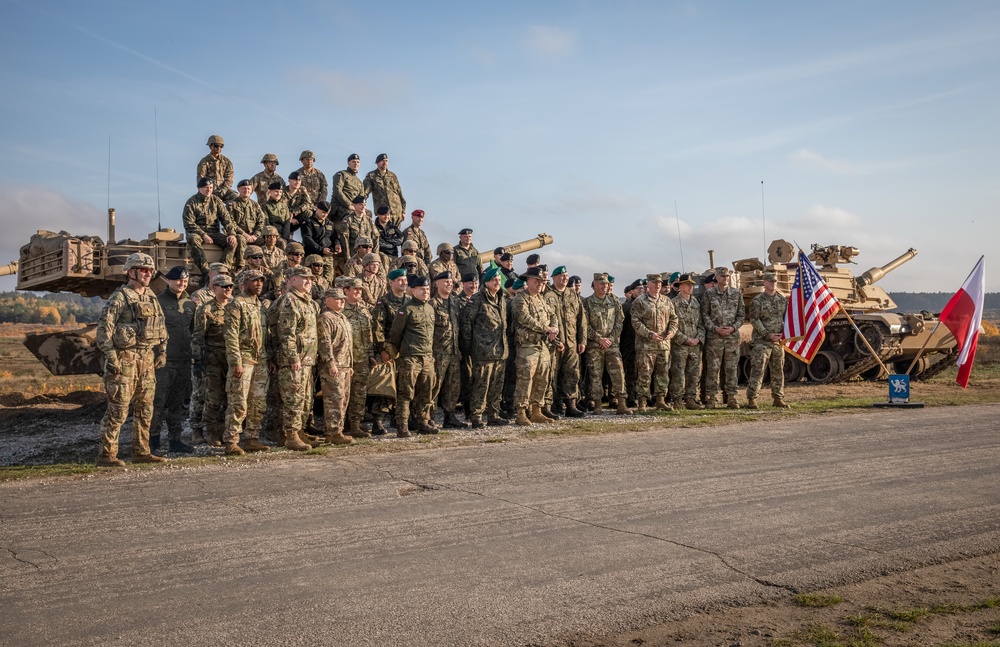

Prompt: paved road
[{"left": 2, "top": 405, "right": 998, "bottom": 646}]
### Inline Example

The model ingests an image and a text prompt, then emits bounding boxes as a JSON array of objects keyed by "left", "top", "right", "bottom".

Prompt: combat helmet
[
  {"left": 124, "top": 252, "right": 155, "bottom": 272},
  {"left": 260, "top": 153, "right": 279, "bottom": 165},
  {"left": 206, "top": 135, "right": 224, "bottom": 147}
]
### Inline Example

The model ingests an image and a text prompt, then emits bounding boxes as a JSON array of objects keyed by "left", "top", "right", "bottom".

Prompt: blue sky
[{"left": 1, "top": 0, "right": 997, "bottom": 292}]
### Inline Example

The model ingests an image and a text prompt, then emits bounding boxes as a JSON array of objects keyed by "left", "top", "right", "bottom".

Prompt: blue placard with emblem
[{"left": 888, "top": 374, "right": 910, "bottom": 403}]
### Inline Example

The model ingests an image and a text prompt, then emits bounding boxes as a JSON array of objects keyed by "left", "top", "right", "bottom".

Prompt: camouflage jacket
[
  {"left": 545, "top": 287, "right": 587, "bottom": 347},
  {"left": 363, "top": 169, "right": 406, "bottom": 225},
  {"left": 294, "top": 166, "right": 328, "bottom": 204},
  {"left": 97, "top": 284, "right": 167, "bottom": 361},
  {"left": 318, "top": 309, "right": 353, "bottom": 368},
  {"left": 389, "top": 296, "right": 434, "bottom": 357},
  {"left": 275, "top": 288, "right": 318, "bottom": 367},
  {"left": 196, "top": 154, "right": 235, "bottom": 195},
  {"left": 331, "top": 168, "right": 364, "bottom": 219},
  {"left": 156, "top": 288, "right": 195, "bottom": 363},
  {"left": 190, "top": 286, "right": 213, "bottom": 308},
  {"left": 374, "top": 291, "right": 407, "bottom": 355},
  {"left": 749, "top": 291, "right": 787, "bottom": 342},
  {"left": 345, "top": 211, "right": 379, "bottom": 252},
  {"left": 390, "top": 254, "right": 429, "bottom": 279},
  {"left": 251, "top": 170, "right": 286, "bottom": 203},
  {"left": 193, "top": 298, "right": 229, "bottom": 358},
  {"left": 224, "top": 294, "right": 267, "bottom": 367},
  {"left": 582, "top": 294, "right": 624, "bottom": 348},
  {"left": 429, "top": 258, "right": 461, "bottom": 288},
  {"left": 459, "top": 289, "right": 507, "bottom": 361},
  {"left": 361, "top": 272, "right": 387, "bottom": 311},
  {"left": 402, "top": 225, "right": 431, "bottom": 265},
  {"left": 430, "top": 294, "right": 461, "bottom": 356},
  {"left": 630, "top": 293, "right": 679, "bottom": 351},
  {"left": 182, "top": 192, "right": 235, "bottom": 239},
  {"left": 701, "top": 286, "right": 745, "bottom": 338},
  {"left": 261, "top": 198, "right": 290, "bottom": 230},
  {"left": 343, "top": 301, "right": 374, "bottom": 364},
  {"left": 261, "top": 245, "right": 284, "bottom": 273},
  {"left": 671, "top": 294, "right": 705, "bottom": 345},
  {"left": 512, "top": 291, "right": 556, "bottom": 349},
  {"left": 228, "top": 196, "right": 266, "bottom": 238},
  {"left": 284, "top": 188, "right": 313, "bottom": 226},
  {"left": 309, "top": 275, "right": 330, "bottom": 302},
  {"left": 453, "top": 244, "right": 481, "bottom": 279}
]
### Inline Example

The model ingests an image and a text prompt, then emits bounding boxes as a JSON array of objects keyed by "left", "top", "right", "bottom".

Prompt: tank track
[
  {"left": 827, "top": 339, "right": 901, "bottom": 384},
  {"left": 912, "top": 348, "right": 960, "bottom": 382}
]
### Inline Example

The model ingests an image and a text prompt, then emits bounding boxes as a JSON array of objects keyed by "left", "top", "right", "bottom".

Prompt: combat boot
[
  {"left": 515, "top": 408, "right": 532, "bottom": 427},
  {"left": 347, "top": 419, "right": 372, "bottom": 439},
  {"left": 224, "top": 442, "right": 245, "bottom": 456},
  {"left": 470, "top": 417, "right": 486, "bottom": 429},
  {"left": 727, "top": 397, "right": 741, "bottom": 410},
  {"left": 371, "top": 417, "right": 387, "bottom": 436},
  {"left": 550, "top": 399, "right": 566, "bottom": 416},
  {"left": 298, "top": 430, "right": 323, "bottom": 448},
  {"left": 635, "top": 397, "right": 648, "bottom": 412},
  {"left": 487, "top": 415, "right": 511, "bottom": 427},
  {"left": 96, "top": 453, "right": 125, "bottom": 468},
  {"left": 530, "top": 404, "right": 554, "bottom": 423},
  {"left": 443, "top": 412, "right": 471, "bottom": 429},
  {"left": 773, "top": 396, "right": 790, "bottom": 409},
  {"left": 284, "top": 430, "right": 311, "bottom": 451},
  {"left": 684, "top": 399, "right": 703, "bottom": 410},
  {"left": 746, "top": 396, "right": 759, "bottom": 410},
  {"left": 616, "top": 399, "right": 633, "bottom": 416},
  {"left": 540, "top": 405, "right": 560, "bottom": 420},
  {"left": 241, "top": 438, "right": 271, "bottom": 453},
  {"left": 191, "top": 429, "right": 206, "bottom": 445},
  {"left": 564, "top": 399, "right": 586, "bottom": 418},
  {"left": 396, "top": 423, "right": 412, "bottom": 438},
  {"left": 705, "top": 397, "right": 718, "bottom": 410},
  {"left": 416, "top": 420, "right": 439, "bottom": 435},
  {"left": 324, "top": 431, "right": 355, "bottom": 445},
  {"left": 132, "top": 453, "right": 168, "bottom": 464},
  {"left": 149, "top": 435, "right": 161, "bottom": 454},
  {"left": 207, "top": 430, "right": 222, "bottom": 448},
  {"left": 653, "top": 395, "right": 672, "bottom": 411},
  {"left": 168, "top": 440, "right": 194, "bottom": 454},
  {"left": 608, "top": 396, "right": 618, "bottom": 410}
]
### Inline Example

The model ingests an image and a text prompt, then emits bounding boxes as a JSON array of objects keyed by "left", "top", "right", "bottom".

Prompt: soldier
[
  {"left": 544, "top": 266, "right": 587, "bottom": 418},
  {"left": 331, "top": 153, "right": 365, "bottom": 221},
  {"left": 274, "top": 267, "right": 320, "bottom": 451},
  {"left": 294, "top": 150, "right": 328, "bottom": 204},
  {"left": 620, "top": 278, "right": 643, "bottom": 408},
  {"left": 183, "top": 178, "right": 242, "bottom": 275},
  {"left": 360, "top": 254, "right": 387, "bottom": 310},
  {"left": 301, "top": 201, "right": 338, "bottom": 282},
  {"left": 582, "top": 273, "right": 632, "bottom": 415},
  {"left": 150, "top": 266, "right": 196, "bottom": 455},
  {"left": 260, "top": 181, "right": 292, "bottom": 242},
  {"left": 242, "top": 245, "right": 274, "bottom": 297},
  {"left": 497, "top": 252, "right": 518, "bottom": 287},
  {"left": 746, "top": 272, "right": 790, "bottom": 409},
  {"left": 455, "top": 271, "right": 479, "bottom": 420},
  {"left": 222, "top": 269, "right": 271, "bottom": 454},
  {"left": 188, "top": 262, "right": 230, "bottom": 444},
  {"left": 272, "top": 241, "right": 306, "bottom": 293},
  {"left": 364, "top": 153, "right": 406, "bottom": 227},
  {"left": 95, "top": 253, "right": 168, "bottom": 466},
  {"left": 429, "top": 271, "right": 469, "bottom": 429},
  {"left": 454, "top": 228, "right": 481, "bottom": 279},
  {"left": 193, "top": 273, "right": 233, "bottom": 447},
  {"left": 344, "top": 195, "right": 380, "bottom": 256},
  {"left": 375, "top": 206, "right": 404, "bottom": 258},
  {"left": 197, "top": 135, "right": 237, "bottom": 203},
  {"left": 430, "top": 243, "right": 461, "bottom": 290},
  {"left": 389, "top": 274, "right": 439, "bottom": 436},
  {"left": 251, "top": 153, "right": 286, "bottom": 203},
  {"left": 702, "top": 267, "right": 745, "bottom": 409},
  {"left": 284, "top": 171, "right": 314, "bottom": 237},
  {"left": 228, "top": 179, "right": 266, "bottom": 261},
  {"left": 305, "top": 254, "right": 330, "bottom": 301},
  {"left": 459, "top": 268, "right": 507, "bottom": 428},
  {"left": 511, "top": 267, "right": 559, "bottom": 426},
  {"left": 317, "top": 287, "right": 356, "bottom": 445},
  {"left": 342, "top": 276, "right": 377, "bottom": 438},
  {"left": 345, "top": 237, "right": 375, "bottom": 277},
  {"left": 631, "top": 273, "right": 679, "bottom": 412},
  {"left": 390, "top": 240, "right": 429, "bottom": 278},
  {"left": 669, "top": 273, "right": 705, "bottom": 410},
  {"left": 402, "top": 209, "right": 432, "bottom": 265},
  {"left": 260, "top": 225, "right": 285, "bottom": 269}
]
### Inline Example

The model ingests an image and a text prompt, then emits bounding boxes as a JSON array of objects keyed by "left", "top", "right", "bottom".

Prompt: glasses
[
  {"left": 311, "top": 264, "right": 324, "bottom": 268},
  {"left": 359, "top": 245, "right": 372, "bottom": 249},
  {"left": 211, "top": 144, "right": 223, "bottom": 149},
  {"left": 247, "top": 255, "right": 263, "bottom": 260},
  {"left": 288, "top": 253, "right": 303, "bottom": 257},
  {"left": 220, "top": 285, "right": 233, "bottom": 290},
  {"left": 134, "top": 268, "right": 153, "bottom": 274}
]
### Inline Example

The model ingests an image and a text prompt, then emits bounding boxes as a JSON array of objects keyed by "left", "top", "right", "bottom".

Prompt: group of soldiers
[{"left": 92, "top": 137, "right": 791, "bottom": 467}]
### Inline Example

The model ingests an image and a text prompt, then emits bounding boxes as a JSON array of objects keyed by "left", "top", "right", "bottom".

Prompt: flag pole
[
  {"left": 837, "top": 305, "right": 891, "bottom": 376},
  {"left": 903, "top": 320, "right": 943, "bottom": 376}
]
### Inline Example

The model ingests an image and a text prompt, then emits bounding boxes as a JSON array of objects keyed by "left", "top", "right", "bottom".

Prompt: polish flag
[{"left": 939, "top": 256, "right": 986, "bottom": 389}]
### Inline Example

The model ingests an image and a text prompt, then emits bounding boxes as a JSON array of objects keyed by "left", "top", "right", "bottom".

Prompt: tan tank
[
  {"left": 6, "top": 210, "right": 555, "bottom": 375},
  {"left": 732, "top": 240, "right": 957, "bottom": 384}
]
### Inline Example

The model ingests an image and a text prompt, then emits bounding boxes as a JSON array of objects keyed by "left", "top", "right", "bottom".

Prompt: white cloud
[{"left": 523, "top": 25, "right": 578, "bottom": 58}]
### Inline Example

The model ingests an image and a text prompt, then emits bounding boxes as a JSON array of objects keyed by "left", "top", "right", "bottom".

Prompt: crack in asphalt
[{"left": 2, "top": 546, "right": 40, "bottom": 570}]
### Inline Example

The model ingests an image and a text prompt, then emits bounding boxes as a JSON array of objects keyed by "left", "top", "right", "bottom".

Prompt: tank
[
  {"left": 5, "top": 210, "right": 555, "bottom": 375},
  {"left": 733, "top": 240, "right": 958, "bottom": 384}
]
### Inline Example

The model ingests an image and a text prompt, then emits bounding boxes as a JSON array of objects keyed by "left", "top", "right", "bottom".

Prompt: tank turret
[{"left": 477, "top": 233, "right": 554, "bottom": 264}]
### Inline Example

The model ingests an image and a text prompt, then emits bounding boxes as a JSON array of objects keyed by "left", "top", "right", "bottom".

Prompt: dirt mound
[{"left": 0, "top": 390, "right": 104, "bottom": 408}]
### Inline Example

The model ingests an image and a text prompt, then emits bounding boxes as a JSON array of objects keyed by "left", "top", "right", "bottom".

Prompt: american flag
[{"left": 783, "top": 250, "right": 841, "bottom": 363}]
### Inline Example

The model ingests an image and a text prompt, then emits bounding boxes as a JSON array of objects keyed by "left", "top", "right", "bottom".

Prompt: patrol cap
[
  {"left": 285, "top": 266, "right": 311, "bottom": 279},
  {"left": 352, "top": 194, "right": 366, "bottom": 205},
  {"left": 315, "top": 200, "right": 331, "bottom": 213},
  {"left": 461, "top": 272, "right": 478, "bottom": 283},
  {"left": 437, "top": 242, "right": 453, "bottom": 254},
  {"left": 646, "top": 273, "right": 663, "bottom": 283},
  {"left": 287, "top": 171, "right": 300, "bottom": 181},
  {"left": 410, "top": 209, "right": 425, "bottom": 218},
  {"left": 238, "top": 268, "right": 265, "bottom": 283},
  {"left": 387, "top": 268, "right": 407, "bottom": 280},
  {"left": 482, "top": 266, "right": 500, "bottom": 282},
  {"left": 678, "top": 273, "right": 697, "bottom": 285},
  {"left": 299, "top": 150, "right": 315, "bottom": 161},
  {"left": 593, "top": 272, "right": 610, "bottom": 284},
  {"left": 523, "top": 267, "right": 544, "bottom": 280},
  {"left": 715, "top": 266, "right": 731, "bottom": 277},
  {"left": 362, "top": 253, "right": 379, "bottom": 264},
  {"left": 551, "top": 265, "right": 567, "bottom": 277},
  {"left": 493, "top": 246, "right": 505, "bottom": 256},
  {"left": 375, "top": 153, "right": 388, "bottom": 163},
  {"left": 197, "top": 177, "right": 213, "bottom": 188},
  {"left": 347, "top": 153, "right": 360, "bottom": 162},
  {"left": 763, "top": 271, "right": 777, "bottom": 282},
  {"left": 526, "top": 254, "right": 540, "bottom": 265},
  {"left": 407, "top": 274, "right": 428, "bottom": 288},
  {"left": 568, "top": 275, "right": 582, "bottom": 287},
  {"left": 211, "top": 274, "right": 234, "bottom": 287},
  {"left": 334, "top": 276, "right": 350, "bottom": 287},
  {"left": 260, "top": 153, "right": 279, "bottom": 164},
  {"left": 500, "top": 252, "right": 513, "bottom": 262},
  {"left": 262, "top": 225, "right": 280, "bottom": 237},
  {"left": 164, "top": 266, "right": 188, "bottom": 280},
  {"left": 355, "top": 236, "right": 373, "bottom": 248},
  {"left": 458, "top": 228, "right": 473, "bottom": 235},
  {"left": 433, "top": 270, "right": 452, "bottom": 282},
  {"left": 375, "top": 205, "right": 391, "bottom": 216},
  {"left": 401, "top": 240, "right": 418, "bottom": 251},
  {"left": 237, "top": 179, "right": 252, "bottom": 188},
  {"left": 304, "top": 254, "right": 324, "bottom": 266},
  {"left": 324, "top": 287, "right": 346, "bottom": 299},
  {"left": 268, "top": 181, "right": 283, "bottom": 191},
  {"left": 512, "top": 278, "right": 525, "bottom": 290},
  {"left": 286, "top": 242, "right": 305, "bottom": 254},
  {"left": 208, "top": 262, "right": 231, "bottom": 274}
]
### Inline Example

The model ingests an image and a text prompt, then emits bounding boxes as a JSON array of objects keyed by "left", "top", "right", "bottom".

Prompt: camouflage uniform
[
  {"left": 229, "top": 195, "right": 266, "bottom": 241},
  {"left": 459, "top": 288, "right": 507, "bottom": 422},
  {"left": 631, "top": 293, "right": 679, "bottom": 400},
  {"left": 275, "top": 287, "right": 318, "bottom": 439},
  {"left": 701, "top": 285, "right": 745, "bottom": 402},
  {"left": 669, "top": 294, "right": 705, "bottom": 406},
  {"left": 261, "top": 297, "right": 284, "bottom": 443},
  {"left": 284, "top": 187, "right": 313, "bottom": 235},
  {"left": 364, "top": 169, "right": 406, "bottom": 226},
  {"left": 295, "top": 166, "right": 328, "bottom": 204},
  {"left": 96, "top": 284, "right": 167, "bottom": 460},
  {"left": 223, "top": 291, "right": 268, "bottom": 444},
  {"left": 402, "top": 224, "right": 431, "bottom": 265},
  {"left": 454, "top": 287, "right": 477, "bottom": 417},
  {"left": 188, "top": 286, "right": 213, "bottom": 439},
  {"left": 544, "top": 286, "right": 587, "bottom": 407},
  {"left": 261, "top": 243, "right": 284, "bottom": 274},
  {"left": 512, "top": 291, "right": 557, "bottom": 411},
  {"left": 360, "top": 272, "right": 387, "bottom": 311},
  {"left": 429, "top": 257, "right": 461, "bottom": 289},
  {"left": 453, "top": 243, "right": 482, "bottom": 279},
  {"left": 582, "top": 293, "right": 627, "bottom": 402},
  {"left": 389, "top": 294, "right": 436, "bottom": 428},
  {"left": 390, "top": 254, "right": 429, "bottom": 279},
  {"left": 345, "top": 210, "right": 380, "bottom": 255},
  {"left": 196, "top": 153, "right": 237, "bottom": 202},
  {"left": 261, "top": 197, "right": 292, "bottom": 242},
  {"left": 621, "top": 296, "right": 637, "bottom": 405},
  {"left": 193, "top": 297, "right": 229, "bottom": 443},
  {"left": 331, "top": 167, "right": 364, "bottom": 220},
  {"left": 251, "top": 170, "right": 286, "bottom": 203},
  {"left": 430, "top": 293, "right": 462, "bottom": 416},
  {"left": 182, "top": 192, "right": 242, "bottom": 272},
  {"left": 343, "top": 300, "right": 374, "bottom": 430},
  {"left": 746, "top": 291, "right": 787, "bottom": 402},
  {"left": 318, "top": 306, "right": 354, "bottom": 436},
  {"left": 150, "top": 287, "right": 195, "bottom": 445}
]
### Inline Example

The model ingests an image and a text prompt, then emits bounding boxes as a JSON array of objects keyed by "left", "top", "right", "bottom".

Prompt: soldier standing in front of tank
[
  {"left": 429, "top": 243, "right": 462, "bottom": 290},
  {"left": 197, "top": 135, "right": 237, "bottom": 203},
  {"left": 259, "top": 226, "right": 285, "bottom": 269},
  {"left": 260, "top": 182, "right": 292, "bottom": 243},
  {"left": 342, "top": 276, "right": 377, "bottom": 438},
  {"left": 544, "top": 266, "right": 588, "bottom": 418},
  {"left": 746, "top": 272, "right": 790, "bottom": 410},
  {"left": 344, "top": 195, "right": 380, "bottom": 260},
  {"left": 301, "top": 201, "right": 338, "bottom": 280},
  {"left": 389, "top": 275, "right": 438, "bottom": 437},
  {"left": 459, "top": 267, "right": 507, "bottom": 428},
  {"left": 150, "top": 266, "right": 195, "bottom": 455},
  {"left": 295, "top": 150, "right": 328, "bottom": 204},
  {"left": 364, "top": 153, "right": 406, "bottom": 227},
  {"left": 183, "top": 178, "right": 243, "bottom": 276},
  {"left": 702, "top": 267, "right": 745, "bottom": 409},
  {"left": 429, "top": 271, "right": 469, "bottom": 429},
  {"left": 511, "top": 267, "right": 560, "bottom": 426},
  {"left": 228, "top": 180, "right": 266, "bottom": 265},
  {"left": 582, "top": 273, "right": 632, "bottom": 415},
  {"left": 620, "top": 278, "right": 643, "bottom": 408},
  {"left": 455, "top": 271, "right": 479, "bottom": 421},
  {"left": 193, "top": 273, "right": 234, "bottom": 448},
  {"left": 274, "top": 267, "right": 320, "bottom": 451},
  {"left": 375, "top": 206, "right": 404, "bottom": 259},
  {"left": 631, "top": 273, "right": 679, "bottom": 412},
  {"left": 316, "top": 287, "right": 356, "bottom": 446},
  {"left": 95, "top": 253, "right": 168, "bottom": 467},
  {"left": 669, "top": 273, "right": 705, "bottom": 410},
  {"left": 188, "top": 263, "right": 230, "bottom": 444},
  {"left": 251, "top": 153, "right": 286, "bottom": 203}
]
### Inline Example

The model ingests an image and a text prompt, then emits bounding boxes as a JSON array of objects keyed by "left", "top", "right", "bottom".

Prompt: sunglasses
[
  {"left": 247, "top": 255, "right": 264, "bottom": 260},
  {"left": 211, "top": 144, "right": 224, "bottom": 149},
  {"left": 288, "top": 253, "right": 303, "bottom": 257}
]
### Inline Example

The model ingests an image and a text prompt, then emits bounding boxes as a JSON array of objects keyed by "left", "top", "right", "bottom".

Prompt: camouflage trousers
[
  {"left": 187, "top": 232, "right": 244, "bottom": 275},
  {"left": 432, "top": 351, "right": 461, "bottom": 414},
  {"left": 395, "top": 355, "right": 435, "bottom": 427},
  {"left": 501, "top": 351, "right": 517, "bottom": 412},
  {"left": 190, "top": 367, "right": 205, "bottom": 436},
  {"left": 201, "top": 348, "right": 229, "bottom": 440},
  {"left": 347, "top": 360, "right": 369, "bottom": 426},
  {"left": 99, "top": 349, "right": 155, "bottom": 458},
  {"left": 635, "top": 347, "right": 670, "bottom": 399},
  {"left": 669, "top": 342, "right": 702, "bottom": 403},
  {"left": 459, "top": 354, "right": 473, "bottom": 415},
  {"left": 279, "top": 364, "right": 314, "bottom": 437},
  {"left": 261, "top": 363, "right": 283, "bottom": 441},
  {"left": 546, "top": 344, "right": 581, "bottom": 406},
  {"left": 470, "top": 359, "right": 505, "bottom": 420},
  {"left": 746, "top": 341, "right": 785, "bottom": 400},
  {"left": 514, "top": 344, "right": 551, "bottom": 410},
  {"left": 319, "top": 364, "right": 352, "bottom": 435},
  {"left": 584, "top": 346, "right": 627, "bottom": 401},
  {"left": 622, "top": 342, "right": 637, "bottom": 403},
  {"left": 150, "top": 361, "right": 192, "bottom": 442},
  {"left": 223, "top": 360, "right": 268, "bottom": 445},
  {"left": 705, "top": 335, "right": 740, "bottom": 399}
]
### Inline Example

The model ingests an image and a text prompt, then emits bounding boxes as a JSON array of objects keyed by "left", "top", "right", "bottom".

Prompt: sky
[{"left": 1, "top": 0, "right": 997, "bottom": 293}]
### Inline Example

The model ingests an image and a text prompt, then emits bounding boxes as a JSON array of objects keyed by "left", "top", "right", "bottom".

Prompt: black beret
[
  {"left": 197, "top": 177, "right": 213, "bottom": 188},
  {"left": 461, "top": 272, "right": 478, "bottom": 283},
  {"left": 459, "top": 228, "right": 473, "bottom": 235},
  {"left": 568, "top": 275, "right": 582, "bottom": 286},
  {"left": 287, "top": 171, "right": 300, "bottom": 180},
  {"left": 407, "top": 274, "right": 429, "bottom": 288},
  {"left": 500, "top": 252, "right": 513, "bottom": 262},
  {"left": 375, "top": 153, "right": 388, "bottom": 163},
  {"left": 703, "top": 273, "right": 717, "bottom": 284},
  {"left": 433, "top": 271, "right": 452, "bottom": 282},
  {"left": 268, "top": 181, "right": 283, "bottom": 191},
  {"left": 236, "top": 179, "right": 252, "bottom": 188},
  {"left": 523, "top": 267, "right": 543, "bottom": 278},
  {"left": 348, "top": 153, "right": 360, "bottom": 162},
  {"left": 165, "top": 266, "right": 188, "bottom": 280},
  {"left": 526, "top": 254, "right": 540, "bottom": 265},
  {"left": 315, "top": 200, "right": 331, "bottom": 213},
  {"left": 351, "top": 195, "right": 366, "bottom": 205},
  {"left": 494, "top": 246, "right": 505, "bottom": 255},
  {"left": 376, "top": 205, "right": 391, "bottom": 216}
]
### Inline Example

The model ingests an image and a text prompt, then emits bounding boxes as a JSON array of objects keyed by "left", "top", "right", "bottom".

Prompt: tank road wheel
[
  {"left": 806, "top": 351, "right": 845, "bottom": 383},
  {"left": 854, "top": 324, "right": 885, "bottom": 356},
  {"left": 860, "top": 363, "right": 889, "bottom": 381},
  {"left": 783, "top": 356, "right": 806, "bottom": 383}
]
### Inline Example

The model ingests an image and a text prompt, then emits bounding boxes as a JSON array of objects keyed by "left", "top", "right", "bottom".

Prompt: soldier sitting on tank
[
  {"left": 197, "top": 135, "right": 238, "bottom": 203},
  {"left": 182, "top": 178, "right": 243, "bottom": 276}
]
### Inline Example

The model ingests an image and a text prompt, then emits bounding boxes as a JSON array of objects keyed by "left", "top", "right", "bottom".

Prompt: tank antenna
[
  {"left": 106, "top": 134, "right": 111, "bottom": 212},
  {"left": 154, "top": 106, "right": 162, "bottom": 230},
  {"left": 674, "top": 200, "right": 685, "bottom": 272},
  {"left": 760, "top": 180, "right": 766, "bottom": 259}
]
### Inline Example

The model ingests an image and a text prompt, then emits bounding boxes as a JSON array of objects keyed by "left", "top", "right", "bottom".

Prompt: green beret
[
  {"left": 512, "top": 278, "right": 525, "bottom": 290},
  {"left": 387, "top": 268, "right": 407, "bottom": 280},
  {"left": 482, "top": 266, "right": 500, "bottom": 282},
  {"left": 552, "top": 265, "right": 567, "bottom": 277}
]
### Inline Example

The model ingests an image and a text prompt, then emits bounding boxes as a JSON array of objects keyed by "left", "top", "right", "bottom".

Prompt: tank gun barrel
[
  {"left": 477, "top": 233, "right": 554, "bottom": 264},
  {"left": 856, "top": 248, "right": 918, "bottom": 288},
  {"left": 0, "top": 261, "right": 18, "bottom": 277}
]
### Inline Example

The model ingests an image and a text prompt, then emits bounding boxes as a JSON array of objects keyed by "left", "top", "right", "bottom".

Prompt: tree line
[{"left": 0, "top": 291, "right": 104, "bottom": 325}]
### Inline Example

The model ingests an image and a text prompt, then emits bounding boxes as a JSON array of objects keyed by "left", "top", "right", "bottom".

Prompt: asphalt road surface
[{"left": 2, "top": 404, "right": 998, "bottom": 646}]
